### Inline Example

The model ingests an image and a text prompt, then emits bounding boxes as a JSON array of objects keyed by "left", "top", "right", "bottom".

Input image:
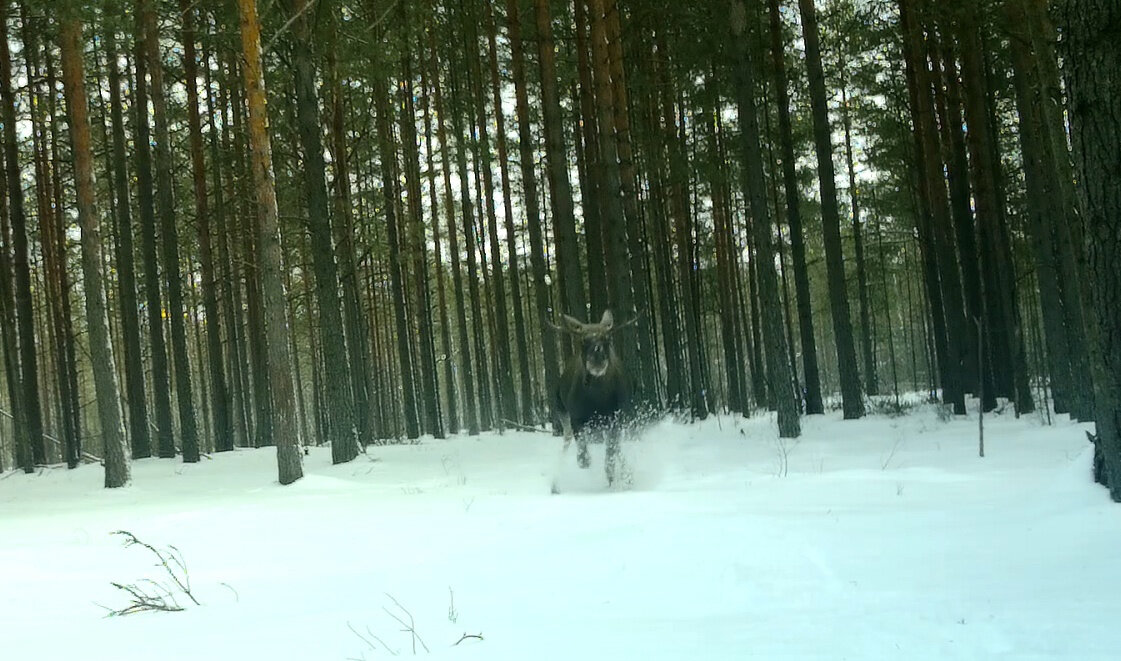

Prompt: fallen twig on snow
[
  {"left": 102, "top": 531, "right": 200, "bottom": 616},
  {"left": 383, "top": 593, "right": 429, "bottom": 654},
  {"left": 452, "top": 632, "right": 484, "bottom": 646},
  {"left": 501, "top": 418, "right": 551, "bottom": 433}
]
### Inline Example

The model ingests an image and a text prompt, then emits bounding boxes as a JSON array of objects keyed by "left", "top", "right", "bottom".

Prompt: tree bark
[
  {"left": 1057, "top": 0, "right": 1121, "bottom": 500},
  {"left": 899, "top": 0, "right": 967, "bottom": 414},
  {"left": 656, "top": 36, "right": 707, "bottom": 419},
  {"left": 326, "top": 10, "right": 373, "bottom": 444},
  {"left": 208, "top": 32, "right": 253, "bottom": 448},
  {"left": 24, "top": 16, "right": 81, "bottom": 467},
  {"left": 840, "top": 83, "right": 878, "bottom": 397},
  {"left": 767, "top": 0, "right": 822, "bottom": 414},
  {"left": 132, "top": 3, "right": 176, "bottom": 457},
  {"left": 955, "top": 1, "right": 1034, "bottom": 414},
  {"left": 797, "top": 0, "right": 865, "bottom": 418},
  {"left": 0, "top": 119, "right": 23, "bottom": 472},
  {"left": 535, "top": 0, "right": 587, "bottom": 320},
  {"left": 399, "top": 2, "right": 443, "bottom": 438},
  {"left": 448, "top": 53, "right": 493, "bottom": 432},
  {"left": 729, "top": 1, "right": 800, "bottom": 437},
  {"left": 140, "top": 0, "right": 200, "bottom": 461},
  {"left": 587, "top": 0, "right": 640, "bottom": 398},
  {"left": 420, "top": 12, "right": 458, "bottom": 434},
  {"left": 0, "top": 2, "right": 44, "bottom": 470},
  {"left": 485, "top": 0, "right": 533, "bottom": 424},
  {"left": 465, "top": 0, "right": 516, "bottom": 427},
  {"left": 59, "top": 12, "right": 130, "bottom": 487},
  {"left": 507, "top": 0, "right": 561, "bottom": 423},
  {"left": 236, "top": 0, "right": 303, "bottom": 483},
  {"left": 574, "top": 0, "right": 609, "bottom": 321},
  {"left": 703, "top": 80, "right": 745, "bottom": 414},
  {"left": 229, "top": 59, "right": 274, "bottom": 449},
  {"left": 287, "top": 0, "right": 360, "bottom": 458},
  {"left": 179, "top": 0, "right": 233, "bottom": 453},
  {"left": 432, "top": 37, "right": 479, "bottom": 435},
  {"left": 103, "top": 17, "right": 150, "bottom": 458}
]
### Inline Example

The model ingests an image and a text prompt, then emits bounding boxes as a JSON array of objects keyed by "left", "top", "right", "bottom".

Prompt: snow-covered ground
[{"left": 2, "top": 402, "right": 1118, "bottom": 660}]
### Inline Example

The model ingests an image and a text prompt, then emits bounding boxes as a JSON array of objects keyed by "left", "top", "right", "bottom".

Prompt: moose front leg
[
  {"left": 560, "top": 415, "right": 589, "bottom": 468},
  {"left": 560, "top": 414, "right": 574, "bottom": 453},
  {"left": 576, "top": 433, "right": 590, "bottom": 469},
  {"left": 604, "top": 425, "right": 621, "bottom": 485}
]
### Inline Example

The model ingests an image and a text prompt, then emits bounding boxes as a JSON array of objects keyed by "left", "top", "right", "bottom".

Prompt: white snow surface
[{"left": 2, "top": 403, "right": 1119, "bottom": 660}]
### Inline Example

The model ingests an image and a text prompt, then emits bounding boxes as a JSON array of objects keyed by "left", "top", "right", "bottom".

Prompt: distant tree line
[{"left": 0, "top": 0, "right": 1117, "bottom": 500}]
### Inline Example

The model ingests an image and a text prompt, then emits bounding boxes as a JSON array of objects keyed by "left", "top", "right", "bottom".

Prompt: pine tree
[
  {"left": 236, "top": 0, "right": 303, "bottom": 484},
  {"left": 797, "top": 0, "right": 864, "bottom": 419},
  {"left": 59, "top": 7, "right": 130, "bottom": 487}
]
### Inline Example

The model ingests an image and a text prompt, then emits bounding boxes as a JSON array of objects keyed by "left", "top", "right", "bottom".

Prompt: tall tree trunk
[
  {"left": 326, "top": 10, "right": 373, "bottom": 444},
  {"left": 0, "top": 2, "right": 44, "bottom": 469},
  {"left": 535, "top": 0, "right": 587, "bottom": 320},
  {"left": 448, "top": 55, "right": 493, "bottom": 432},
  {"left": 132, "top": 6, "right": 176, "bottom": 457},
  {"left": 485, "top": 0, "right": 533, "bottom": 424},
  {"left": 229, "top": 59, "right": 274, "bottom": 449},
  {"left": 797, "top": 0, "right": 865, "bottom": 418},
  {"left": 703, "top": 81, "right": 745, "bottom": 414},
  {"left": 603, "top": 0, "right": 660, "bottom": 404},
  {"left": 287, "top": 0, "right": 359, "bottom": 459},
  {"left": 179, "top": 0, "right": 233, "bottom": 453},
  {"left": 207, "top": 32, "right": 253, "bottom": 448},
  {"left": 59, "top": 12, "right": 130, "bottom": 487},
  {"left": 1057, "top": 0, "right": 1121, "bottom": 500},
  {"left": 763, "top": 103, "right": 804, "bottom": 411},
  {"left": 236, "top": 0, "right": 303, "bottom": 483},
  {"left": 657, "top": 36, "right": 707, "bottom": 419},
  {"left": 574, "top": 0, "right": 609, "bottom": 320},
  {"left": 840, "top": 84, "right": 878, "bottom": 397},
  {"left": 639, "top": 92, "right": 685, "bottom": 410},
  {"left": 930, "top": 29, "right": 982, "bottom": 399},
  {"left": 506, "top": 0, "right": 560, "bottom": 423},
  {"left": 956, "top": 2, "right": 1034, "bottom": 414},
  {"left": 25, "top": 17, "right": 81, "bottom": 467},
  {"left": 464, "top": 0, "right": 514, "bottom": 428},
  {"left": 399, "top": 3, "right": 443, "bottom": 438},
  {"left": 0, "top": 118, "right": 23, "bottom": 472},
  {"left": 729, "top": 1, "right": 799, "bottom": 436},
  {"left": 103, "top": 19, "right": 150, "bottom": 458},
  {"left": 368, "top": 17, "right": 420, "bottom": 440},
  {"left": 419, "top": 13, "right": 458, "bottom": 434},
  {"left": 140, "top": 0, "right": 200, "bottom": 462},
  {"left": 587, "top": 0, "right": 640, "bottom": 398},
  {"left": 432, "top": 40, "right": 479, "bottom": 436},
  {"left": 1006, "top": 0, "right": 1092, "bottom": 420},
  {"left": 899, "top": 0, "right": 967, "bottom": 414}
]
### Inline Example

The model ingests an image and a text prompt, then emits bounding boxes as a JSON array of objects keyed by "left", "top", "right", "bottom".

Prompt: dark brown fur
[{"left": 552, "top": 310, "right": 630, "bottom": 484}]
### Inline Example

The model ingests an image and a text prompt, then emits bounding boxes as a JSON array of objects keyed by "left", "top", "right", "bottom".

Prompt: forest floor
[{"left": 1, "top": 399, "right": 1119, "bottom": 660}]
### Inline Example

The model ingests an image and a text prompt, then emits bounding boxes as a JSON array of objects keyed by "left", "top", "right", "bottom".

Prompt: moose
[{"left": 550, "top": 309, "right": 634, "bottom": 486}]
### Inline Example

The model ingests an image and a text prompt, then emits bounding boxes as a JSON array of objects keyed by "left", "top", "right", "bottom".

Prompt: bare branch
[
  {"left": 453, "top": 632, "right": 484, "bottom": 646},
  {"left": 383, "top": 593, "right": 429, "bottom": 654}
]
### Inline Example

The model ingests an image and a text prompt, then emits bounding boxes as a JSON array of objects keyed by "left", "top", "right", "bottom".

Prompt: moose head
[{"left": 560, "top": 309, "right": 619, "bottom": 378}]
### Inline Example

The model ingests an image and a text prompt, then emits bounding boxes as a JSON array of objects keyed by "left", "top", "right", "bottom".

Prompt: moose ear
[
  {"left": 599, "top": 309, "right": 614, "bottom": 330},
  {"left": 562, "top": 314, "right": 585, "bottom": 333}
]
